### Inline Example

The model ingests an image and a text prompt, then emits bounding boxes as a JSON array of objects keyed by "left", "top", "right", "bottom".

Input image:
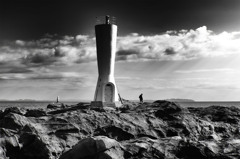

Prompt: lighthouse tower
[{"left": 91, "top": 16, "right": 122, "bottom": 108}]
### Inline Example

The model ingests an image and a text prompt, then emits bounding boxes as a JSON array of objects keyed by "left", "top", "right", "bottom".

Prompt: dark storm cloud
[
  {"left": 1, "top": 0, "right": 240, "bottom": 40},
  {"left": 1, "top": 26, "right": 240, "bottom": 71},
  {"left": 15, "top": 35, "right": 60, "bottom": 49},
  {"left": 7, "top": 35, "right": 96, "bottom": 67},
  {"left": 8, "top": 68, "right": 32, "bottom": 73},
  {"left": 29, "top": 74, "right": 65, "bottom": 80},
  {"left": 0, "top": 71, "right": 86, "bottom": 81},
  {"left": 22, "top": 52, "right": 57, "bottom": 66},
  {"left": 0, "top": 67, "right": 32, "bottom": 74},
  {"left": 27, "top": 73, "right": 88, "bottom": 85},
  {"left": 116, "top": 56, "right": 128, "bottom": 61},
  {"left": 116, "top": 49, "right": 139, "bottom": 61},
  {"left": 117, "top": 49, "right": 138, "bottom": 56},
  {"left": 164, "top": 47, "right": 176, "bottom": 55},
  {"left": 53, "top": 48, "right": 65, "bottom": 57}
]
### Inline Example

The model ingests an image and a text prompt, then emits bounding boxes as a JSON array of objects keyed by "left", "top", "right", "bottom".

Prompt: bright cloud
[
  {"left": 0, "top": 34, "right": 96, "bottom": 68},
  {"left": 117, "top": 26, "right": 240, "bottom": 61}
]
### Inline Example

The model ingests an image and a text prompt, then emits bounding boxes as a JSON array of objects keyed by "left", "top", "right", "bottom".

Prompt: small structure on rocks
[{"left": 56, "top": 96, "right": 60, "bottom": 103}]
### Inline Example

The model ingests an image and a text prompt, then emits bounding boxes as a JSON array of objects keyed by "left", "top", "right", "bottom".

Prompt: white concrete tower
[{"left": 91, "top": 16, "right": 122, "bottom": 108}]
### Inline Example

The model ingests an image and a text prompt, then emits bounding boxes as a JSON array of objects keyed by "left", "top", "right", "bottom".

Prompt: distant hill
[
  {"left": 165, "top": 98, "right": 195, "bottom": 102},
  {"left": 123, "top": 99, "right": 195, "bottom": 103},
  {"left": 17, "top": 99, "right": 36, "bottom": 101},
  {"left": 0, "top": 99, "right": 37, "bottom": 102}
]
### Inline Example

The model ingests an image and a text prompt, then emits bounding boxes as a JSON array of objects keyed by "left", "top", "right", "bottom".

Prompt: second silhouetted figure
[{"left": 139, "top": 93, "right": 143, "bottom": 103}]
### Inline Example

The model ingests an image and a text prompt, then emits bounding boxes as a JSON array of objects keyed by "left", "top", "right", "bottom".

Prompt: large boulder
[
  {"left": 4, "top": 107, "right": 26, "bottom": 115},
  {"left": 0, "top": 146, "right": 7, "bottom": 159},
  {"left": 0, "top": 113, "right": 30, "bottom": 131},
  {"left": 123, "top": 136, "right": 182, "bottom": 159},
  {"left": 94, "top": 126, "right": 135, "bottom": 141},
  {"left": 19, "top": 133, "right": 52, "bottom": 159},
  {"left": 25, "top": 109, "right": 47, "bottom": 117},
  {"left": 153, "top": 100, "right": 184, "bottom": 113},
  {"left": 60, "top": 136, "right": 125, "bottom": 159},
  {"left": 47, "top": 103, "right": 59, "bottom": 109},
  {"left": 0, "top": 128, "right": 22, "bottom": 159},
  {"left": 188, "top": 106, "right": 240, "bottom": 124},
  {"left": 175, "top": 140, "right": 231, "bottom": 159},
  {"left": 0, "top": 107, "right": 26, "bottom": 119},
  {"left": 47, "top": 103, "right": 66, "bottom": 109},
  {"left": 154, "top": 100, "right": 185, "bottom": 120}
]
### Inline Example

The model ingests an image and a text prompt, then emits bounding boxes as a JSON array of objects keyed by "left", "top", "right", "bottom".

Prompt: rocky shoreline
[{"left": 1, "top": 100, "right": 240, "bottom": 159}]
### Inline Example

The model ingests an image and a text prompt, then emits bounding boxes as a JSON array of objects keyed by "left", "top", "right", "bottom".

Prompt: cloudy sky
[{"left": 0, "top": 0, "right": 240, "bottom": 101}]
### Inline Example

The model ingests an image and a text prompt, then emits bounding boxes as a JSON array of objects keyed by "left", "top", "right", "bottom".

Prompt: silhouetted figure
[
  {"left": 139, "top": 93, "right": 143, "bottom": 103},
  {"left": 105, "top": 15, "right": 110, "bottom": 24}
]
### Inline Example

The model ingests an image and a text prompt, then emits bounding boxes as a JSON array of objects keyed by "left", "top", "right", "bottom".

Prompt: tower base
[{"left": 91, "top": 101, "right": 122, "bottom": 108}]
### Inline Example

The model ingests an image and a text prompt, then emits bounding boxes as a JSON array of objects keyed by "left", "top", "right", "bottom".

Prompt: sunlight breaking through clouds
[
  {"left": 1, "top": 26, "right": 240, "bottom": 101},
  {"left": 175, "top": 68, "right": 238, "bottom": 74}
]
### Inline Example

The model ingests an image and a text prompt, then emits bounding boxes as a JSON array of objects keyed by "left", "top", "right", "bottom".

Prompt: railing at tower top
[{"left": 96, "top": 15, "right": 117, "bottom": 25}]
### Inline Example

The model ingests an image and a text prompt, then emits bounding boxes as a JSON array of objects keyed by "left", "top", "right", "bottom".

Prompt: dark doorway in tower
[{"left": 104, "top": 83, "right": 114, "bottom": 102}]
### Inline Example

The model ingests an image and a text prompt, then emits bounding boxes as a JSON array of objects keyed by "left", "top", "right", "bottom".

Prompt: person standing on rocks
[{"left": 139, "top": 93, "right": 143, "bottom": 103}]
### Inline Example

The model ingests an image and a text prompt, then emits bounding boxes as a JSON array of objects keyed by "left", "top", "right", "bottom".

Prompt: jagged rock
[
  {"left": 0, "top": 107, "right": 26, "bottom": 119},
  {"left": 94, "top": 125, "right": 135, "bottom": 141},
  {"left": 117, "top": 105, "right": 131, "bottom": 113},
  {"left": 153, "top": 100, "right": 183, "bottom": 113},
  {"left": 54, "top": 124, "right": 80, "bottom": 141},
  {"left": 154, "top": 100, "right": 185, "bottom": 121},
  {"left": 5, "top": 107, "right": 25, "bottom": 114},
  {"left": 0, "top": 113, "right": 30, "bottom": 130},
  {"left": 76, "top": 102, "right": 90, "bottom": 109},
  {"left": 47, "top": 103, "right": 59, "bottom": 109},
  {"left": 90, "top": 107, "right": 106, "bottom": 112},
  {"left": 21, "top": 124, "right": 38, "bottom": 134},
  {"left": 123, "top": 136, "right": 182, "bottom": 159},
  {"left": 0, "top": 128, "right": 16, "bottom": 137},
  {"left": 166, "top": 127, "right": 179, "bottom": 137},
  {"left": 25, "top": 109, "right": 47, "bottom": 117},
  {"left": 188, "top": 106, "right": 240, "bottom": 124},
  {"left": 1, "top": 101, "right": 240, "bottom": 158},
  {"left": 59, "top": 136, "right": 125, "bottom": 159},
  {"left": 0, "top": 146, "right": 7, "bottom": 159},
  {"left": 177, "top": 142, "right": 210, "bottom": 159},
  {"left": 121, "top": 98, "right": 138, "bottom": 110},
  {"left": 0, "top": 128, "right": 21, "bottom": 159},
  {"left": 47, "top": 104, "right": 89, "bottom": 115},
  {"left": 0, "top": 109, "right": 3, "bottom": 117},
  {"left": 19, "top": 133, "right": 51, "bottom": 159},
  {"left": 175, "top": 141, "right": 231, "bottom": 159}
]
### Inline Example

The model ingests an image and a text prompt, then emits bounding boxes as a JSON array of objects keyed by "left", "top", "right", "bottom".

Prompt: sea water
[
  {"left": 177, "top": 101, "right": 240, "bottom": 108},
  {"left": 0, "top": 101, "right": 240, "bottom": 110},
  {"left": 0, "top": 101, "right": 79, "bottom": 110}
]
